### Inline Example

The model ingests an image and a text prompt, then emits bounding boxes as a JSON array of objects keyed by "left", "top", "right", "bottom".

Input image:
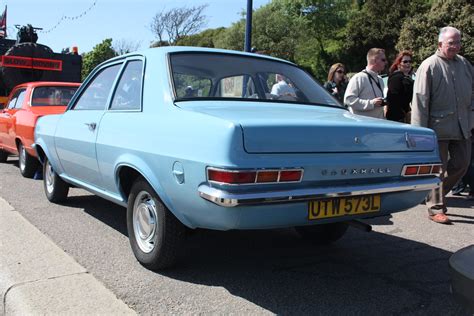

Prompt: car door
[
  {"left": 54, "top": 62, "right": 122, "bottom": 187},
  {"left": 0, "top": 88, "right": 27, "bottom": 152}
]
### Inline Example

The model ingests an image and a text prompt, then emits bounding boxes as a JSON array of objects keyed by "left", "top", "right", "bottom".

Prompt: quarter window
[
  {"left": 110, "top": 60, "right": 143, "bottom": 110},
  {"left": 7, "top": 89, "right": 26, "bottom": 109},
  {"left": 73, "top": 64, "right": 121, "bottom": 110}
]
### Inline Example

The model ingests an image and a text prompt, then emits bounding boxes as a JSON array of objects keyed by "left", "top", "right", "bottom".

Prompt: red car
[{"left": 0, "top": 82, "right": 80, "bottom": 177}]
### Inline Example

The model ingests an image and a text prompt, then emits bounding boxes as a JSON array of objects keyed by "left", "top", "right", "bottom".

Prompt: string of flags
[{"left": 40, "top": 0, "right": 97, "bottom": 34}]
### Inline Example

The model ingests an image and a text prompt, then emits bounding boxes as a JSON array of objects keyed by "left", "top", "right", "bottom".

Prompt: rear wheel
[
  {"left": 0, "top": 150, "right": 8, "bottom": 163},
  {"left": 295, "top": 222, "right": 349, "bottom": 244},
  {"left": 43, "top": 157, "right": 69, "bottom": 203},
  {"left": 127, "top": 178, "right": 185, "bottom": 270},
  {"left": 18, "top": 142, "right": 39, "bottom": 178}
]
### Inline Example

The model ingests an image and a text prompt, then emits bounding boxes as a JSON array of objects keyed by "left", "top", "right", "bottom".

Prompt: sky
[{"left": 4, "top": 0, "right": 270, "bottom": 54}]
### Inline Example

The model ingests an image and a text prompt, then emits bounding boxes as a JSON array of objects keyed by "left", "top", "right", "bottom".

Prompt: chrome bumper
[{"left": 198, "top": 177, "right": 440, "bottom": 207}]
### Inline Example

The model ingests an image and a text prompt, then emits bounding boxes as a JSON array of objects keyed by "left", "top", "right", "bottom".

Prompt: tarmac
[{"left": 0, "top": 197, "right": 135, "bottom": 315}]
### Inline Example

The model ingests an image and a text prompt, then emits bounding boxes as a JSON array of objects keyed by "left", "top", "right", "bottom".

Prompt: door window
[
  {"left": 72, "top": 64, "right": 121, "bottom": 110},
  {"left": 14, "top": 90, "right": 27, "bottom": 109},
  {"left": 110, "top": 60, "right": 143, "bottom": 110},
  {"left": 6, "top": 89, "right": 25, "bottom": 109}
]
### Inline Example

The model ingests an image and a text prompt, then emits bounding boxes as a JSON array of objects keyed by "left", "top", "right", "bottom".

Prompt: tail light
[
  {"left": 401, "top": 164, "right": 442, "bottom": 177},
  {"left": 208, "top": 167, "right": 303, "bottom": 185}
]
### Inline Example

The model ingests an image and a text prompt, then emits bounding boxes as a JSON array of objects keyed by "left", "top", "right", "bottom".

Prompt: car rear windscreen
[{"left": 31, "top": 86, "right": 78, "bottom": 106}]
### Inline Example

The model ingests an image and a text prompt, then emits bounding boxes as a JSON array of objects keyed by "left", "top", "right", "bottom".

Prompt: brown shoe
[{"left": 429, "top": 213, "right": 451, "bottom": 224}]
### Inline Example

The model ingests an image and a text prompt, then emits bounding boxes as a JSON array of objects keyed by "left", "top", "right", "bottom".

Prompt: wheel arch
[{"left": 116, "top": 164, "right": 193, "bottom": 228}]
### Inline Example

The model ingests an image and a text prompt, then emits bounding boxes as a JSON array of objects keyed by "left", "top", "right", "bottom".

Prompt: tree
[
  {"left": 175, "top": 27, "right": 226, "bottom": 48},
  {"left": 343, "top": 0, "right": 430, "bottom": 73},
  {"left": 113, "top": 39, "right": 142, "bottom": 55},
  {"left": 81, "top": 38, "right": 117, "bottom": 79},
  {"left": 397, "top": 0, "right": 473, "bottom": 64},
  {"left": 149, "top": 5, "right": 208, "bottom": 46}
]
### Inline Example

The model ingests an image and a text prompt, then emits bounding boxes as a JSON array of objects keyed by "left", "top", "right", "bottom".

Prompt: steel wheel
[
  {"left": 127, "top": 178, "right": 185, "bottom": 270},
  {"left": 133, "top": 191, "right": 159, "bottom": 253},
  {"left": 43, "top": 157, "right": 69, "bottom": 203},
  {"left": 18, "top": 142, "right": 39, "bottom": 178},
  {"left": 45, "top": 159, "right": 55, "bottom": 194},
  {"left": 19, "top": 144, "right": 26, "bottom": 172}
]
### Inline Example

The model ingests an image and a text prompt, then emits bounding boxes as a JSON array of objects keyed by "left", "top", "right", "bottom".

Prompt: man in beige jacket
[
  {"left": 411, "top": 26, "right": 473, "bottom": 224},
  {"left": 344, "top": 48, "right": 387, "bottom": 119}
]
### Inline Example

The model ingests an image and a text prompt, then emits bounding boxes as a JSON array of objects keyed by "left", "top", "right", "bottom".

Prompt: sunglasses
[
  {"left": 401, "top": 60, "right": 412, "bottom": 64},
  {"left": 335, "top": 70, "right": 345, "bottom": 74}
]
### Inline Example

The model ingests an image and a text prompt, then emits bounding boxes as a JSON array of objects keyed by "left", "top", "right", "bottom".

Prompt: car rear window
[
  {"left": 31, "top": 86, "right": 78, "bottom": 106},
  {"left": 170, "top": 52, "right": 340, "bottom": 107}
]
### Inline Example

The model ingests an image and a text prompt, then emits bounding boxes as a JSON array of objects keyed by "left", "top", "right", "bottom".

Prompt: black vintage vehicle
[{"left": 0, "top": 24, "right": 82, "bottom": 106}]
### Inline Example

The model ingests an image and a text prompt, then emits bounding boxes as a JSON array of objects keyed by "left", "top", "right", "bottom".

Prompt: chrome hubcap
[
  {"left": 45, "top": 161, "right": 55, "bottom": 193},
  {"left": 19, "top": 145, "right": 26, "bottom": 171},
  {"left": 133, "top": 191, "right": 158, "bottom": 253}
]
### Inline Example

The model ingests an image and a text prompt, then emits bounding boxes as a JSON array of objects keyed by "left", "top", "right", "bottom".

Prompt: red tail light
[
  {"left": 279, "top": 170, "right": 302, "bottom": 182},
  {"left": 402, "top": 164, "right": 442, "bottom": 177},
  {"left": 208, "top": 168, "right": 303, "bottom": 185},
  {"left": 208, "top": 169, "right": 256, "bottom": 184}
]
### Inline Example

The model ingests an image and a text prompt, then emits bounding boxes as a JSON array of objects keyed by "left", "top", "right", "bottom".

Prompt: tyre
[
  {"left": 127, "top": 178, "right": 185, "bottom": 270},
  {"left": 43, "top": 157, "right": 69, "bottom": 203},
  {"left": 0, "top": 150, "right": 8, "bottom": 163},
  {"left": 18, "top": 142, "right": 39, "bottom": 178},
  {"left": 295, "top": 222, "right": 349, "bottom": 245}
]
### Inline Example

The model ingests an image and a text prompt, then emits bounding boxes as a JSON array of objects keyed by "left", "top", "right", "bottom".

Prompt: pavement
[{"left": 0, "top": 197, "right": 135, "bottom": 315}]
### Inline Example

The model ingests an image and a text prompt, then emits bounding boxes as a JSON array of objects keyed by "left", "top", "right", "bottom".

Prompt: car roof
[
  {"left": 13, "top": 81, "right": 81, "bottom": 89},
  {"left": 105, "top": 46, "right": 295, "bottom": 66}
]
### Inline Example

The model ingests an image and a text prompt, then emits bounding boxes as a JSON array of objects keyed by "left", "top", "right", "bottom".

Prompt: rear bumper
[{"left": 198, "top": 177, "right": 440, "bottom": 207}]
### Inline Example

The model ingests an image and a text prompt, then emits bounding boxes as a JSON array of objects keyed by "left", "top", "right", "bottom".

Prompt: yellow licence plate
[{"left": 308, "top": 195, "right": 381, "bottom": 220}]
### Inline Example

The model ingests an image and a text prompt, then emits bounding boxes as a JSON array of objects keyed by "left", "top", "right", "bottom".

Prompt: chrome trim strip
[{"left": 198, "top": 177, "right": 440, "bottom": 207}]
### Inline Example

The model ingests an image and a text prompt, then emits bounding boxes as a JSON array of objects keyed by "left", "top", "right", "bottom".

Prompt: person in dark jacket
[
  {"left": 323, "top": 63, "right": 348, "bottom": 105},
  {"left": 386, "top": 51, "right": 414, "bottom": 122}
]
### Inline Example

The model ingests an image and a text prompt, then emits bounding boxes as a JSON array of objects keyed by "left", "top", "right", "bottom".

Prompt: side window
[
  {"left": 14, "top": 90, "right": 27, "bottom": 109},
  {"left": 7, "top": 89, "right": 22, "bottom": 109},
  {"left": 73, "top": 64, "right": 121, "bottom": 110},
  {"left": 110, "top": 60, "right": 143, "bottom": 110},
  {"left": 217, "top": 75, "right": 257, "bottom": 99}
]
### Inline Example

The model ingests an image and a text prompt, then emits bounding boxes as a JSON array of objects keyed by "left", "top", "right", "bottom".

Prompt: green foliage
[
  {"left": 81, "top": 39, "right": 117, "bottom": 80},
  {"left": 398, "top": 0, "right": 473, "bottom": 64},
  {"left": 175, "top": 28, "right": 226, "bottom": 48},
  {"left": 343, "top": 0, "right": 430, "bottom": 73}
]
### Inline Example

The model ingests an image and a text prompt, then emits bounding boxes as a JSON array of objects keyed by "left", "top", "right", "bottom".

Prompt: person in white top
[
  {"left": 344, "top": 48, "right": 388, "bottom": 119},
  {"left": 271, "top": 74, "right": 296, "bottom": 97}
]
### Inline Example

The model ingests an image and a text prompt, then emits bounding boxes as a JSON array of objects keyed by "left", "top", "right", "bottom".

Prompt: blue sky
[{"left": 4, "top": 0, "right": 270, "bottom": 54}]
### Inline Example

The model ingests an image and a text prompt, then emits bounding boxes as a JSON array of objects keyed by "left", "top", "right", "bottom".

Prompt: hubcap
[
  {"left": 45, "top": 161, "right": 55, "bottom": 194},
  {"left": 19, "top": 145, "right": 26, "bottom": 171},
  {"left": 133, "top": 191, "right": 158, "bottom": 253}
]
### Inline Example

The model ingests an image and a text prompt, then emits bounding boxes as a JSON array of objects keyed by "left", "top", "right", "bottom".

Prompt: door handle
[{"left": 84, "top": 122, "right": 97, "bottom": 131}]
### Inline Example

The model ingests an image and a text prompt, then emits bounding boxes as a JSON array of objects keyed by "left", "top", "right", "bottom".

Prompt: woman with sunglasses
[
  {"left": 386, "top": 51, "right": 414, "bottom": 122},
  {"left": 323, "top": 63, "right": 348, "bottom": 105}
]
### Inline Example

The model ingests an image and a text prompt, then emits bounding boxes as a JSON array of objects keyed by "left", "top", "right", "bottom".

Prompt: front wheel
[
  {"left": 127, "top": 178, "right": 185, "bottom": 270},
  {"left": 295, "top": 222, "right": 349, "bottom": 245},
  {"left": 18, "top": 142, "right": 39, "bottom": 178},
  {"left": 43, "top": 157, "right": 69, "bottom": 203}
]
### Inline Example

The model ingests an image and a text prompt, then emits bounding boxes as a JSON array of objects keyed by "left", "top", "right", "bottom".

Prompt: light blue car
[{"left": 35, "top": 47, "right": 441, "bottom": 270}]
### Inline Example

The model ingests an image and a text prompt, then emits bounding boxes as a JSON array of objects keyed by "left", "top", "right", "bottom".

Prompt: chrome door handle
[{"left": 85, "top": 122, "right": 97, "bottom": 131}]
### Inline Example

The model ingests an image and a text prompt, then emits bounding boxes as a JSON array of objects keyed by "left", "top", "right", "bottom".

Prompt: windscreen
[
  {"left": 31, "top": 86, "right": 78, "bottom": 106},
  {"left": 170, "top": 52, "right": 340, "bottom": 107}
]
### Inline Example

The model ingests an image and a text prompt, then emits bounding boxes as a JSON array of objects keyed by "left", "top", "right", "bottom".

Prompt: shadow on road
[{"left": 68, "top": 193, "right": 470, "bottom": 315}]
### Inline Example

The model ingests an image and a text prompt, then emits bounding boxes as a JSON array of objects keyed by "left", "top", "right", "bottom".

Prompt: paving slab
[{"left": 0, "top": 197, "right": 135, "bottom": 315}]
